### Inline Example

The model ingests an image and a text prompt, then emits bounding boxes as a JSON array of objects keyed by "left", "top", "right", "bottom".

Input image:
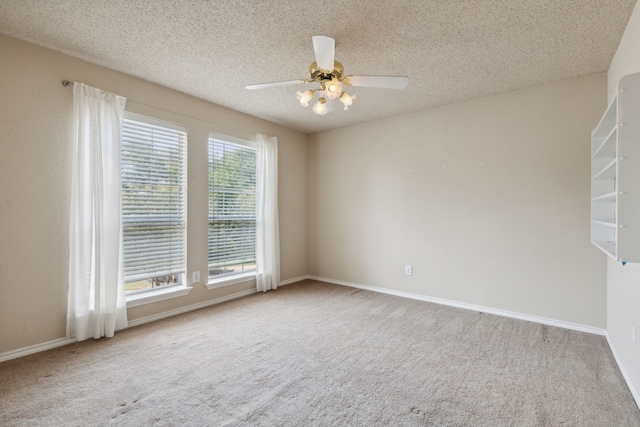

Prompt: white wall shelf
[
  {"left": 592, "top": 191, "right": 616, "bottom": 202},
  {"left": 591, "top": 72, "right": 640, "bottom": 262}
]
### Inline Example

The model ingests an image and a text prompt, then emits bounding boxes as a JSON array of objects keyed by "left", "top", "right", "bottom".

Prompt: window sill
[
  {"left": 206, "top": 272, "right": 256, "bottom": 290},
  {"left": 126, "top": 285, "right": 193, "bottom": 308}
]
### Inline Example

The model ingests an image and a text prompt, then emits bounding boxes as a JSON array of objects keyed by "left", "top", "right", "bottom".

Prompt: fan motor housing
[{"left": 309, "top": 61, "right": 344, "bottom": 82}]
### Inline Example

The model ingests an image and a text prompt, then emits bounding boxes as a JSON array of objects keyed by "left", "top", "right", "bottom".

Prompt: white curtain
[
  {"left": 67, "top": 83, "right": 128, "bottom": 341},
  {"left": 256, "top": 134, "right": 280, "bottom": 292}
]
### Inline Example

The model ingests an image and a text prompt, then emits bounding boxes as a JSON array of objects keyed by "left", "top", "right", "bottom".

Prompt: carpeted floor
[{"left": 1, "top": 280, "right": 639, "bottom": 426}]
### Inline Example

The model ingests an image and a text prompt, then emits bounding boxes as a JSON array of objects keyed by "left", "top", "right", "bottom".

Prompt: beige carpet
[{"left": 1, "top": 281, "right": 639, "bottom": 426}]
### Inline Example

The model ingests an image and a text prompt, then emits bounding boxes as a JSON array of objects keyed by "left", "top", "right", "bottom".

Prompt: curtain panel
[
  {"left": 67, "top": 83, "right": 128, "bottom": 341},
  {"left": 256, "top": 134, "right": 280, "bottom": 292}
]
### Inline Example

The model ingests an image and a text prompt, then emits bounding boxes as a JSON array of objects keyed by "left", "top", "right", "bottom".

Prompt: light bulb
[
  {"left": 339, "top": 92, "right": 356, "bottom": 110},
  {"left": 296, "top": 90, "right": 315, "bottom": 107},
  {"left": 312, "top": 98, "right": 328, "bottom": 115},
  {"left": 324, "top": 77, "right": 343, "bottom": 100}
]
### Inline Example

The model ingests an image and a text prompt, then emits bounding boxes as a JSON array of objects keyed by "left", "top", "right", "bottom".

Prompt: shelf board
[
  {"left": 592, "top": 158, "right": 617, "bottom": 180},
  {"left": 591, "top": 127, "right": 617, "bottom": 159},
  {"left": 592, "top": 220, "right": 616, "bottom": 227},
  {"left": 592, "top": 97, "right": 617, "bottom": 140},
  {"left": 591, "top": 191, "right": 617, "bottom": 201},
  {"left": 592, "top": 240, "right": 616, "bottom": 258}
]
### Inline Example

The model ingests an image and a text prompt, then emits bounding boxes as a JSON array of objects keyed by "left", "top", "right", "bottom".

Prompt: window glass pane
[
  {"left": 122, "top": 113, "right": 186, "bottom": 293},
  {"left": 208, "top": 137, "right": 257, "bottom": 279}
]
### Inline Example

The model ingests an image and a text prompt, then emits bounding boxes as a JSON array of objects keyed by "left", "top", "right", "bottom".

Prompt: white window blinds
[
  {"left": 208, "top": 136, "right": 257, "bottom": 279},
  {"left": 122, "top": 113, "right": 186, "bottom": 285}
]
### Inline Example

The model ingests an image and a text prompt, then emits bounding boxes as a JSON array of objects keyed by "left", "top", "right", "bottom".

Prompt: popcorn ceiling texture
[{"left": 0, "top": 0, "right": 635, "bottom": 133}]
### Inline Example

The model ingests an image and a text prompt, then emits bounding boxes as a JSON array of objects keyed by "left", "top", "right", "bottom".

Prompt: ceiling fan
[{"left": 246, "top": 36, "right": 409, "bottom": 115}]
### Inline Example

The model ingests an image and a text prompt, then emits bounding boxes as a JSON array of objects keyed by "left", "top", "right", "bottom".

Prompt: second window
[{"left": 208, "top": 135, "right": 257, "bottom": 281}]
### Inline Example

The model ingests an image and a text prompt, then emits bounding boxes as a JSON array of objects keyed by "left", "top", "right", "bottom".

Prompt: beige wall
[
  {"left": 308, "top": 73, "right": 608, "bottom": 327},
  {"left": 0, "top": 34, "right": 308, "bottom": 354},
  {"left": 607, "top": 0, "right": 640, "bottom": 399}
]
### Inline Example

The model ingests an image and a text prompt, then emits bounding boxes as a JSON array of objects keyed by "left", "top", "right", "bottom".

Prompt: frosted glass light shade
[
  {"left": 312, "top": 98, "right": 328, "bottom": 115},
  {"left": 296, "top": 90, "right": 315, "bottom": 107},
  {"left": 324, "top": 77, "right": 343, "bottom": 100},
  {"left": 339, "top": 92, "right": 356, "bottom": 110}
]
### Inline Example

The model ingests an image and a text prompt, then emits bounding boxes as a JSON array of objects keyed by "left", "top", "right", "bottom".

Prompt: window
[
  {"left": 208, "top": 135, "right": 257, "bottom": 281},
  {"left": 122, "top": 112, "right": 186, "bottom": 294}
]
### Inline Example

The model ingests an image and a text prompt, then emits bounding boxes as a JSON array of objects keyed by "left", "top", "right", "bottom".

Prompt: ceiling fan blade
[
  {"left": 346, "top": 75, "right": 409, "bottom": 90},
  {"left": 245, "top": 79, "right": 306, "bottom": 90},
  {"left": 312, "top": 35, "right": 335, "bottom": 71}
]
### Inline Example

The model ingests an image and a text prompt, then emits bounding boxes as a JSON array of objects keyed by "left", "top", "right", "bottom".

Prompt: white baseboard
[
  {"left": 0, "top": 337, "right": 77, "bottom": 363},
  {"left": 279, "top": 275, "right": 311, "bottom": 286},
  {"left": 307, "top": 275, "right": 606, "bottom": 336},
  {"left": 2, "top": 280, "right": 316, "bottom": 363},
  {"left": 129, "top": 277, "right": 313, "bottom": 327},
  {"left": 127, "top": 288, "right": 257, "bottom": 328},
  {"left": 605, "top": 332, "right": 640, "bottom": 409},
  {"left": 0, "top": 289, "right": 257, "bottom": 363}
]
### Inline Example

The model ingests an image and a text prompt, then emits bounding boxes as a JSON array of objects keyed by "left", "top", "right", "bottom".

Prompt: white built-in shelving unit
[{"left": 591, "top": 72, "right": 640, "bottom": 262}]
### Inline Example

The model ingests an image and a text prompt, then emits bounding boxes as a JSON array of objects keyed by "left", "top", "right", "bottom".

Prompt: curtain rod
[{"left": 59, "top": 80, "right": 270, "bottom": 140}]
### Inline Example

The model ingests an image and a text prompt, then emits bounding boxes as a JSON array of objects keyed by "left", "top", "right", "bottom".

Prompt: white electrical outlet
[
  {"left": 193, "top": 271, "right": 200, "bottom": 283},
  {"left": 405, "top": 265, "right": 413, "bottom": 276},
  {"left": 632, "top": 324, "right": 636, "bottom": 345}
]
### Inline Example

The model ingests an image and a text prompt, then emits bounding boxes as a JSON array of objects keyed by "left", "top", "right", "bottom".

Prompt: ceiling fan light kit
[
  {"left": 298, "top": 59, "right": 353, "bottom": 113},
  {"left": 247, "top": 36, "right": 408, "bottom": 116}
]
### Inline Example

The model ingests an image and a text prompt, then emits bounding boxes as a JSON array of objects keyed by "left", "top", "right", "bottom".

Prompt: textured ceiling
[{"left": 0, "top": 0, "right": 636, "bottom": 134}]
